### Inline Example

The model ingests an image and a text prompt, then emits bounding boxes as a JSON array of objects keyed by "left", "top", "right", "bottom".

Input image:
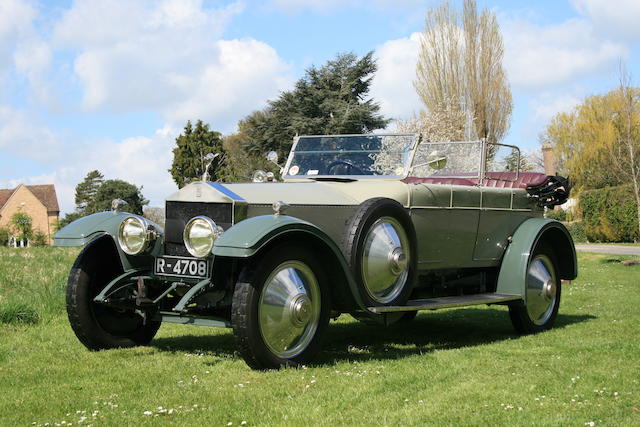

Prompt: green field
[{"left": 1, "top": 247, "right": 639, "bottom": 426}]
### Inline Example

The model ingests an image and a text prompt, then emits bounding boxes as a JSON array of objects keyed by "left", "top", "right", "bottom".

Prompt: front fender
[
  {"left": 213, "top": 214, "right": 368, "bottom": 312},
  {"left": 54, "top": 212, "right": 131, "bottom": 247},
  {"left": 54, "top": 211, "right": 163, "bottom": 271},
  {"left": 496, "top": 218, "right": 577, "bottom": 298}
]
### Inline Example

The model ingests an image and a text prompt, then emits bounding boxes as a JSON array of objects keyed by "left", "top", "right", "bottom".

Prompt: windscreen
[{"left": 284, "top": 134, "right": 416, "bottom": 178}]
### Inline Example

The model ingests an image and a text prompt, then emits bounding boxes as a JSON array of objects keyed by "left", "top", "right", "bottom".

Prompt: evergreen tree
[
  {"left": 75, "top": 170, "right": 104, "bottom": 214},
  {"left": 169, "top": 120, "right": 225, "bottom": 188},
  {"left": 59, "top": 174, "right": 149, "bottom": 228},
  {"left": 91, "top": 180, "right": 148, "bottom": 215},
  {"left": 239, "top": 52, "right": 389, "bottom": 158}
]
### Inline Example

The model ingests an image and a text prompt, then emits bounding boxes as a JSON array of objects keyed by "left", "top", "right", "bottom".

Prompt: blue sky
[{"left": 1, "top": 0, "right": 639, "bottom": 213}]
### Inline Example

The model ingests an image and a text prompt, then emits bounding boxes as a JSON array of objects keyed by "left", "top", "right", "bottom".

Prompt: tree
[
  {"left": 91, "top": 180, "right": 148, "bottom": 215},
  {"left": 75, "top": 170, "right": 104, "bottom": 214},
  {"left": 169, "top": 120, "right": 225, "bottom": 188},
  {"left": 59, "top": 174, "right": 149, "bottom": 228},
  {"left": 218, "top": 133, "right": 273, "bottom": 182},
  {"left": 395, "top": 103, "right": 468, "bottom": 142},
  {"left": 143, "top": 206, "right": 165, "bottom": 227},
  {"left": 414, "top": 0, "right": 512, "bottom": 145},
  {"left": 542, "top": 68, "right": 640, "bottom": 238},
  {"left": 239, "top": 52, "right": 389, "bottom": 158},
  {"left": 610, "top": 68, "right": 640, "bottom": 238},
  {"left": 11, "top": 212, "right": 32, "bottom": 242}
]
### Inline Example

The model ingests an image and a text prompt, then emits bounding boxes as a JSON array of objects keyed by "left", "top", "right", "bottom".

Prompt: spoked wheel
[
  {"left": 509, "top": 242, "right": 561, "bottom": 334},
  {"left": 342, "top": 198, "right": 417, "bottom": 311},
  {"left": 66, "top": 241, "right": 160, "bottom": 350},
  {"left": 231, "top": 244, "right": 330, "bottom": 369}
]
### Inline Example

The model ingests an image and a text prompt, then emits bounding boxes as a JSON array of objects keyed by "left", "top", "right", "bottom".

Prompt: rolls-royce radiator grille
[{"left": 164, "top": 201, "right": 233, "bottom": 256}]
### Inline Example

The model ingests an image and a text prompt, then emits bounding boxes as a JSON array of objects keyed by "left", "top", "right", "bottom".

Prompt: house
[{"left": 0, "top": 184, "right": 60, "bottom": 244}]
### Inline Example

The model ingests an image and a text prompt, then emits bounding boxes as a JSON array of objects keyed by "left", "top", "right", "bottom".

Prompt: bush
[
  {"left": 0, "top": 227, "right": 10, "bottom": 246},
  {"left": 545, "top": 208, "right": 566, "bottom": 221},
  {"left": 580, "top": 185, "right": 639, "bottom": 242},
  {"left": 565, "top": 221, "right": 587, "bottom": 243},
  {"left": 31, "top": 231, "right": 49, "bottom": 247}
]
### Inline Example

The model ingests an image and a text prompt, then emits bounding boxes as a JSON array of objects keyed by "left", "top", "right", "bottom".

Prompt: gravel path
[{"left": 575, "top": 244, "right": 640, "bottom": 256}]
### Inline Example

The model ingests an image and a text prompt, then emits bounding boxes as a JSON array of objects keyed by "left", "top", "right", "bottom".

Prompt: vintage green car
[{"left": 55, "top": 134, "right": 576, "bottom": 369}]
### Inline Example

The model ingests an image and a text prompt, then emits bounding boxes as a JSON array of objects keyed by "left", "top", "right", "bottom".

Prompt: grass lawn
[{"left": 1, "top": 247, "right": 639, "bottom": 426}]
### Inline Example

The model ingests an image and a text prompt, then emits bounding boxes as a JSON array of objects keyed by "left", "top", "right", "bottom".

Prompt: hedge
[{"left": 580, "top": 184, "right": 639, "bottom": 242}]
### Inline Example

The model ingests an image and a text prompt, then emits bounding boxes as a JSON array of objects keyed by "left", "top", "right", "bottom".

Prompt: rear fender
[
  {"left": 54, "top": 211, "right": 162, "bottom": 271},
  {"left": 496, "top": 218, "right": 577, "bottom": 299},
  {"left": 213, "top": 215, "right": 366, "bottom": 312}
]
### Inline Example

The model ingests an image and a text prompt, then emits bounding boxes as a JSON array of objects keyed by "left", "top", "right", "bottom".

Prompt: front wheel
[
  {"left": 508, "top": 243, "right": 561, "bottom": 334},
  {"left": 231, "top": 244, "right": 330, "bottom": 369},
  {"left": 67, "top": 252, "right": 160, "bottom": 350}
]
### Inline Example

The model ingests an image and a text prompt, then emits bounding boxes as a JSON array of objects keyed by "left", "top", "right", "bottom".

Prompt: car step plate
[{"left": 369, "top": 293, "right": 522, "bottom": 313}]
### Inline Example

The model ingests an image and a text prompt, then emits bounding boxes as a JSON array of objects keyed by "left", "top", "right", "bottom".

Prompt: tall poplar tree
[{"left": 414, "top": 0, "right": 512, "bottom": 145}]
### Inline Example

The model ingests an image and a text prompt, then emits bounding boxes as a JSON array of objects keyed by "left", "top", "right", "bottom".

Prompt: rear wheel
[
  {"left": 66, "top": 246, "right": 160, "bottom": 350},
  {"left": 509, "top": 242, "right": 561, "bottom": 334},
  {"left": 231, "top": 244, "right": 330, "bottom": 369}
]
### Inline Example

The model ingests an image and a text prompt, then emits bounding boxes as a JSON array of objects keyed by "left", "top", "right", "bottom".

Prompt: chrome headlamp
[
  {"left": 183, "top": 216, "right": 223, "bottom": 258},
  {"left": 117, "top": 215, "right": 158, "bottom": 255}
]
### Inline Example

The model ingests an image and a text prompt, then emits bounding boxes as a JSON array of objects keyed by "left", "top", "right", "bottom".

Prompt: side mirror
[{"left": 426, "top": 150, "right": 447, "bottom": 170}]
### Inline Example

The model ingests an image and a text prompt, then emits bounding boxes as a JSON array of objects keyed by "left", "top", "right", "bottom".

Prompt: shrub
[
  {"left": 0, "top": 227, "right": 10, "bottom": 246},
  {"left": 31, "top": 231, "right": 49, "bottom": 247},
  {"left": 580, "top": 185, "right": 639, "bottom": 242},
  {"left": 565, "top": 221, "right": 587, "bottom": 243},
  {"left": 545, "top": 208, "right": 566, "bottom": 221}
]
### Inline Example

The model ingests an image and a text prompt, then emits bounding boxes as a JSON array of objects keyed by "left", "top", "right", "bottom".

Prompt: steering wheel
[{"left": 326, "top": 160, "right": 364, "bottom": 175}]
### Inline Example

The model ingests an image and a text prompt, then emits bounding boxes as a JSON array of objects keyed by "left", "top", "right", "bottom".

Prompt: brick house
[{"left": 0, "top": 184, "right": 60, "bottom": 244}]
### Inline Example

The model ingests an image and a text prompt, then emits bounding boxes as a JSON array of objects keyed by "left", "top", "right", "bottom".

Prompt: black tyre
[
  {"left": 341, "top": 198, "right": 417, "bottom": 308},
  {"left": 67, "top": 250, "right": 160, "bottom": 350},
  {"left": 508, "top": 241, "right": 561, "bottom": 334},
  {"left": 231, "top": 244, "right": 331, "bottom": 369}
]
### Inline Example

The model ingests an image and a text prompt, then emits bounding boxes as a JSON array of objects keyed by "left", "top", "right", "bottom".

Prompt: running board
[{"left": 369, "top": 293, "right": 522, "bottom": 313}]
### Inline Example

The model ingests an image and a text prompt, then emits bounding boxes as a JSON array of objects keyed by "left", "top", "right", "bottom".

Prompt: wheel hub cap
[
  {"left": 526, "top": 255, "right": 557, "bottom": 325},
  {"left": 388, "top": 247, "right": 407, "bottom": 275},
  {"left": 289, "top": 294, "right": 312, "bottom": 327},
  {"left": 258, "top": 261, "right": 320, "bottom": 358},
  {"left": 361, "top": 217, "right": 410, "bottom": 304}
]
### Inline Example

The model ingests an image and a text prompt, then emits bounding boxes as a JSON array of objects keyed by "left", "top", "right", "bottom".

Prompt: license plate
[{"left": 154, "top": 256, "right": 210, "bottom": 279}]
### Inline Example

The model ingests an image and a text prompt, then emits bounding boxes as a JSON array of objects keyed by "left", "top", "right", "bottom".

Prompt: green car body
[{"left": 55, "top": 134, "right": 577, "bottom": 369}]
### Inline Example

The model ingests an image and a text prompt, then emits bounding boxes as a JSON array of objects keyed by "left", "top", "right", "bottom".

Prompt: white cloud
[
  {"left": 0, "top": 0, "right": 36, "bottom": 76},
  {"left": 370, "top": 32, "right": 423, "bottom": 121},
  {"left": 0, "top": 106, "right": 61, "bottom": 162},
  {"left": 161, "top": 38, "right": 291, "bottom": 130},
  {"left": 52, "top": 0, "right": 291, "bottom": 132},
  {"left": 269, "top": 0, "right": 425, "bottom": 14},
  {"left": 571, "top": 0, "right": 640, "bottom": 40},
  {"left": 502, "top": 18, "right": 627, "bottom": 90},
  {"left": 530, "top": 91, "right": 582, "bottom": 124},
  {"left": 1, "top": 125, "right": 180, "bottom": 214}
]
